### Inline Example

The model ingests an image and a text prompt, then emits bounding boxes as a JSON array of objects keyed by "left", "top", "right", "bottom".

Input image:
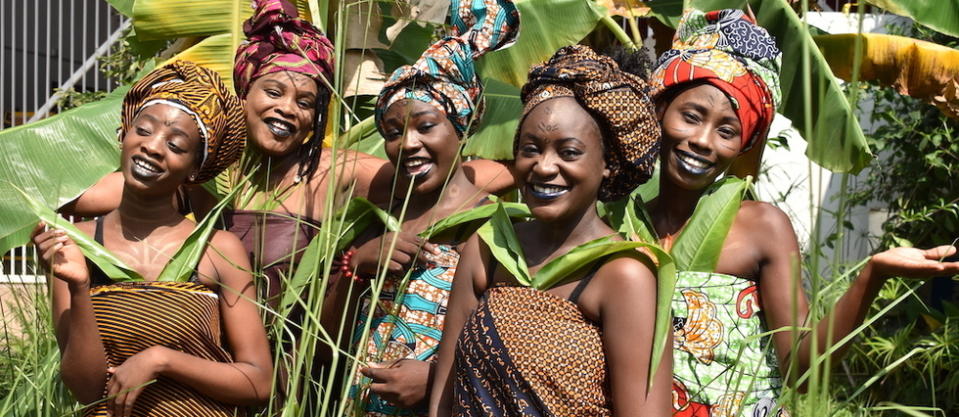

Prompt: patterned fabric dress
[
  {"left": 671, "top": 271, "right": 785, "bottom": 417},
  {"left": 87, "top": 281, "right": 243, "bottom": 417},
  {"left": 350, "top": 245, "right": 460, "bottom": 416},
  {"left": 453, "top": 285, "right": 611, "bottom": 416}
]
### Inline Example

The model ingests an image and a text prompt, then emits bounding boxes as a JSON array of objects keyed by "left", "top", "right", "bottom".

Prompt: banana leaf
[
  {"left": 476, "top": 203, "right": 531, "bottom": 285},
  {"left": 0, "top": 85, "right": 129, "bottom": 256},
  {"left": 671, "top": 176, "right": 749, "bottom": 272},
  {"left": 9, "top": 184, "right": 141, "bottom": 282},
  {"left": 133, "top": 0, "right": 253, "bottom": 40},
  {"left": 477, "top": 0, "right": 607, "bottom": 88},
  {"left": 420, "top": 201, "right": 531, "bottom": 239},
  {"left": 106, "top": 0, "right": 134, "bottom": 17},
  {"left": 464, "top": 77, "right": 524, "bottom": 160},
  {"left": 865, "top": 0, "right": 959, "bottom": 39},
  {"left": 661, "top": 0, "right": 873, "bottom": 173},
  {"left": 815, "top": 33, "right": 959, "bottom": 120}
]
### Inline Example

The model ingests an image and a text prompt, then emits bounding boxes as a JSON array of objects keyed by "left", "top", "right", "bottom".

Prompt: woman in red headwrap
[{"left": 639, "top": 9, "right": 959, "bottom": 417}]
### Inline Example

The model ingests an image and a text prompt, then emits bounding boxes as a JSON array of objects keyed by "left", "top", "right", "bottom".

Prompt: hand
[
  {"left": 30, "top": 222, "right": 89, "bottom": 287},
  {"left": 105, "top": 346, "right": 167, "bottom": 417},
  {"left": 361, "top": 359, "right": 431, "bottom": 409},
  {"left": 870, "top": 245, "right": 959, "bottom": 280},
  {"left": 352, "top": 232, "right": 439, "bottom": 276}
]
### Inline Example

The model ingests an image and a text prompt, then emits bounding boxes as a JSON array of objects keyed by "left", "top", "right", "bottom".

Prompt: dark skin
[
  {"left": 430, "top": 97, "right": 672, "bottom": 416},
  {"left": 650, "top": 83, "right": 959, "bottom": 386},
  {"left": 332, "top": 99, "right": 491, "bottom": 410},
  {"left": 31, "top": 103, "right": 273, "bottom": 416}
]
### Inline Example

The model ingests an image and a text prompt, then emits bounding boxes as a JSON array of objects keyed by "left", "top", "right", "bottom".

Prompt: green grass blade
[{"left": 9, "top": 183, "right": 141, "bottom": 282}]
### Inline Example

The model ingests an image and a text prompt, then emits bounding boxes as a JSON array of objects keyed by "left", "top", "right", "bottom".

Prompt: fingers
[
  {"left": 105, "top": 370, "right": 119, "bottom": 416},
  {"left": 30, "top": 222, "right": 46, "bottom": 240},
  {"left": 924, "top": 245, "right": 958, "bottom": 261},
  {"left": 361, "top": 365, "right": 390, "bottom": 383}
]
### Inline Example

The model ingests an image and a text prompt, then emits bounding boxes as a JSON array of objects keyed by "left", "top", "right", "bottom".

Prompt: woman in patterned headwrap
[
  {"left": 638, "top": 9, "right": 959, "bottom": 417},
  {"left": 30, "top": 61, "right": 272, "bottom": 417},
  {"left": 340, "top": 1, "right": 519, "bottom": 415},
  {"left": 429, "top": 44, "right": 673, "bottom": 417}
]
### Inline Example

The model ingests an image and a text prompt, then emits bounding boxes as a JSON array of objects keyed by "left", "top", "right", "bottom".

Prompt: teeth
[
  {"left": 133, "top": 158, "right": 160, "bottom": 173},
  {"left": 531, "top": 183, "right": 569, "bottom": 197},
  {"left": 266, "top": 119, "right": 293, "bottom": 137},
  {"left": 679, "top": 153, "right": 710, "bottom": 169},
  {"left": 405, "top": 159, "right": 428, "bottom": 168}
]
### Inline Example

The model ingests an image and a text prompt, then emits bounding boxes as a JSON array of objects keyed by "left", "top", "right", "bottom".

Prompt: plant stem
[{"left": 600, "top": 15, "right": 638, "bottom": 51}]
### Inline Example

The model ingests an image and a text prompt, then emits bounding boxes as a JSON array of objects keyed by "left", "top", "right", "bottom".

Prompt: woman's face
[
  {"left": 659, "top": 83, "right": 743, "bottom": 191},
  {"left": 380, "top": 99, "right": 461, "bottom": 196},
  {"left": 514, "top": 97, "right": 608, "bottom": 223},
  {"left": 120, "top": 103, "right": 202, "bottom": 195},
  {"left": 244, "top": 70, "right": 318, "bottom": 157}
]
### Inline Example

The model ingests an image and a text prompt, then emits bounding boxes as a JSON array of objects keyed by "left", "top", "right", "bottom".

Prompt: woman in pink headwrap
[{"left": 637, "top": 9, "right": 959, "bottom": 416}]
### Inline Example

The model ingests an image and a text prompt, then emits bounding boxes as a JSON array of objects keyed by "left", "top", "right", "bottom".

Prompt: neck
[
  {"left": 115, "top": 187, "right": 185, "bottom": 236},
  {"left": 532, "top": 204, "right": 608, "bottom": 254},
  {"left": 255, "top": 148, "right": 301, "bottom": 185},
  {"left": 406, "top": 163, "right": 476, "bottom": 211},
  {"left": 653, "top": 176, "right": 707, "bottom": 237}
]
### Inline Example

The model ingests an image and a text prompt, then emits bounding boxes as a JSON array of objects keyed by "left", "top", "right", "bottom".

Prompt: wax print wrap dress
[
  {"left": 85, "top": 217, "right": 244, "bottom": 417},
  {"left": 452, "top": 261, "right": 612, "bottom": 416}
]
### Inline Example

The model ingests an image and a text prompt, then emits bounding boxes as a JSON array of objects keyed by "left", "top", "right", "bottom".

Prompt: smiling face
[
  {"left": 380, "top": 99, "right": 461, "bottom": 196},
  {"left": 120, "top": 103, "right": 202, "bottom": 196},
  {"left": 514, "top": 97, "right": 608, "bottom": 223},
  {"left": 243, "top": 70, "right": 318, "bottom": 157},
  {"left": 659, "top": 83, "right": 743, "bottom": 191}
]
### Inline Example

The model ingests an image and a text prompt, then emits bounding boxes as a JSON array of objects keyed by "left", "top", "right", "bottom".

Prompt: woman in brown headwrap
[
  {"left": 429, "top": 45, "right": 672, "bottom": 417},
  {"left": 30, "top": 61, "right": 271, "bottom": 417}
]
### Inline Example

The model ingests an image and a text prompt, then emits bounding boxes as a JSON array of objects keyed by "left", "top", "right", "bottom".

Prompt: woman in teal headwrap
[{"left": 340, "top": 0, "right": 519, "bottom": 415}]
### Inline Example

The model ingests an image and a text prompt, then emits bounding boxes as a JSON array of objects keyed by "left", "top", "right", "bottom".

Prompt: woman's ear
[{"left": 655, "top": 99, "right": 667, "bottom": 122}]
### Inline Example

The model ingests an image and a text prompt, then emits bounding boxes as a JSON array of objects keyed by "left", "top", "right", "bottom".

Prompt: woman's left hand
[
  {"left": 871, "top": 245, "right": 959, "bottom": 280},
  {"left": 105, "top": 346, "right": 167, "bottom": 417},
  {"left": 361, "top": 359, "right": 431, "bottom": 409}
]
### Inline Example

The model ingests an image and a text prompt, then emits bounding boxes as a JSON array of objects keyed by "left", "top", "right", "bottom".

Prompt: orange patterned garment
[{"left": 453, "top": 286, "right": 611, "bottom": 416}]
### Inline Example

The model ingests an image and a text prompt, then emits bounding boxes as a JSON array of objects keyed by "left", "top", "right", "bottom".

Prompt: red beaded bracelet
[{"left": 333, "top": 250, "right": 366, "bottom": 282}]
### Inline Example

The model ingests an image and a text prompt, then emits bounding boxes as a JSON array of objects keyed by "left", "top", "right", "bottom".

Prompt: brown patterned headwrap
[
  {"left": 520, "top": 45, "right": 660, "bottom": 202},
  {"left": 120, "top": 60, "right": 246, "bottom": 184}
]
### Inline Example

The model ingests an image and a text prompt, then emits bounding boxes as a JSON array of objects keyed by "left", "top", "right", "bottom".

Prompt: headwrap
[
  {"left": 375, "top": 0, "right": 520, "bottom": 137},
  {"left": 650, "top": 9, "right": 782, "bottom": 152},
  {"left": 121, "top": 60, "right": 246, "bottom": 184},
  {"left": 520, "top": 45, "right": 660, "bottom": 202},
  {"left": 234, "top": 0, "right": 335, "bottom": 98}
]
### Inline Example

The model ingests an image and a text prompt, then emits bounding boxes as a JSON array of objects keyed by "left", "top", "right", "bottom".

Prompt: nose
[
  {"left": 687, "top": 124, "right": 712, "bottom": 154},
  {"left": 531, "top": 151, "right": 560, "bottom": 178},
  {"left": 140, "top": 133, "right": 164, "bottom": 158},
  {"left": 272, "top": 95, "right": 296, "bottom": 120},
  {"left": 401, "top": 129, "right": 423, "bottom": 153}
]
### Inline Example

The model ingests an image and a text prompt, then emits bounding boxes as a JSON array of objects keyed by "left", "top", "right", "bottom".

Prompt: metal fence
[{"left": 1, "top": 0, "right": 125, "bottom": 282}]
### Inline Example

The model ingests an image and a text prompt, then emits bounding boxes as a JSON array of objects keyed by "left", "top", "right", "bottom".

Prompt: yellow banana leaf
[
  {"left": 596, "top": 0, "right": 651, "bottom": 18},
  {"left": 815, "top": 33, "right": 959, "bottom": 120}
]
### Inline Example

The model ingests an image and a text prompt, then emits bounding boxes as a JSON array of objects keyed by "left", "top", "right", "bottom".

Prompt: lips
[
  {"left": 527, "top": 182, "right": 571, "bottom": 201},
  {"left": 264, "top": 117, "right": 296, "bottom": 138},
  {"left": 674, "top": 149, "right": 715, "bottom": 176},
  {"left": 402, "top": 157, "right": 433, "bottom": 178},
  {"left": 130, "top": 155, "right": 163, "bottom": 180}
]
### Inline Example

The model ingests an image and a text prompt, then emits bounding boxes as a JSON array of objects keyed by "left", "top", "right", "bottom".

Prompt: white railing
[{"left": 1, "top": 1, "right": 126, "bottom": 283}]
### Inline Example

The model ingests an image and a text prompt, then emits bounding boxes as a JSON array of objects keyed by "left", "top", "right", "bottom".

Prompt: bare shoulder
[
  {"left": 737, "top": 200, "right": 793, "bottom": 233},
  {"left": 74, "top": 219, "right": 97, "bottom": 237},
  {"left": 206, "top": 229, "right": 251, "bottom": 269},
  {"left": 593, "top": 252, "right": 657, "bottom": 293}
]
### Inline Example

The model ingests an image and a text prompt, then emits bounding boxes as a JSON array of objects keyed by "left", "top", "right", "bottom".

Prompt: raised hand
[
  {"left": 870, "top": 245, "right": 959, "bottom": 280},
  {"left": 352, "top": 231, "right": 439, "bottom": 276},
  {"left": 361, "top": 359, "right": 431, "bottom": 409},
  {"left": 30, "top": 222, "right": 90, "bottom": 287}
]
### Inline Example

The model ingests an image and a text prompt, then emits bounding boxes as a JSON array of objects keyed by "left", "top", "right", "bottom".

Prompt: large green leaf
[
  {"left": 465, "top": 77, "right": 524, "bottom": 160},
  {"left": 133, "top": 0, "right": 251, "bottom": 40},
  {"left": 9, "top": 184, "right": 141, "bottom": 282},
  {"left": 477, "top": 0, "right": 607, "bottom": 88},
  {"left": 671, "top": 176, "right": 749, "bottom": 272},
  {"left": 866, "top": 0, "right": 959, "bottom": 38},
  {"left": 661, "top": 0, "right": 873, "bottom": 173},
  {"left": 476, "top": 203, "right": 531, "bottom": 285},
  {"left": 0, "top": 87, "right": 128, "bottom": 255},
  {"left": 420, "top": 201, "right": 531, "bottom": 239}
]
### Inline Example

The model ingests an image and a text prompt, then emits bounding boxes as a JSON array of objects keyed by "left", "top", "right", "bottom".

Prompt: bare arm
[
  {"left": 461, "top": 159, "right": 515, "bottom": 196},
  {"left": 754, "top": 203, "right": 959, "bottom": 386},
  {"left": 32, "top": 223, "right": 109, "bottom": 404},
  {"left": 59, "top": 172, "right": 123, "bottom": 217},
  {"left": 157, "top": 231, "right": 273, "bottom": 404},
  {"left": 595, "top": 256, "right": 672, "bottom": 416},
  {"left": 428, "top": 235, "right": 485, "bottom": 417}
]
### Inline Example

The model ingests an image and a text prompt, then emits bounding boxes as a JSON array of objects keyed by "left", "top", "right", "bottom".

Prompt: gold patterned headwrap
[
  {"left": 520, "top": 45, "right": 660, "bottom": 202},
  {"left": 120, "top": 60, "right": 246, "bottom": 184}
]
